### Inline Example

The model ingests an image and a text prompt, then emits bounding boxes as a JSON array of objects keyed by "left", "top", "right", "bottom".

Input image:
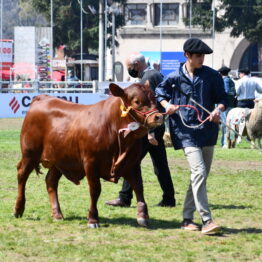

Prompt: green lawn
[{"left": 0, "top": 118, "right": 261, "bottom": 262}]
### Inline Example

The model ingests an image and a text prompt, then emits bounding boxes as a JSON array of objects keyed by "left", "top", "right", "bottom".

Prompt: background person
[
  {"left": 236, "top": 68, "right": 262, "bottom": 108},
  {"left": 218, "top": 66, "right": 236, "bottom": 147},
  {"left": 155, "top": 38, "right": 227, "bottom": 235},
  {"left": 106, "top": 52, "right": 176, "bottom": 208}
]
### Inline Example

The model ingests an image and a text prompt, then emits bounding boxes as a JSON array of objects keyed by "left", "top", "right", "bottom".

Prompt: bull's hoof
[
  {"left": 88, "top": 223, "right": 100, "bottom": 228},
  {"left": 52, "top": 213, "right": 64, "bottom": 221},
  {"left": 137, "top": 217, "right": 149, "bottom": 227},
  {"left": 14, "top": 212, "right": 23, "bottom": 218},
  {"left": 14, "top": 207, "right": 24, "bottom": 218}
]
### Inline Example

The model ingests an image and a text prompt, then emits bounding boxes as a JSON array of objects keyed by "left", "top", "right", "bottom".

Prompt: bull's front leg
[
  {"left": 86, "top": 176, "right": 101, "bottom": 228},
  {"left": 126, "top": 165, "right": 149, "bottom": 227}
]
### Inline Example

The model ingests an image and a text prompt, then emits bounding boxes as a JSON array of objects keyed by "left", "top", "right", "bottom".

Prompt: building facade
[{"left": 112, "top": 0, "right": 257, "bottom": 81}]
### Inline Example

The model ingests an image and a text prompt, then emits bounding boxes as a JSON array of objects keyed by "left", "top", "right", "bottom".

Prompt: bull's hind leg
[
  {"left": 45, "top": 167, "right": 63, "bottom": 220},
  {"left": 126, "top": 165, "right": 149, "bottom": 227},
  {"left": 14, "top": 157, "right": 36, "bottom": 218}
]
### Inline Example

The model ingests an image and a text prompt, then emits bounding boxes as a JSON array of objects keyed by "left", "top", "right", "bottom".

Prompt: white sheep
[
  {"left": 225, "top": 107, "right": 251, "bottom": 148},
  {"left": 245, "top": 98, "right": 262, "bottom": 149},
  {"left": 225, "top": 99, "right": 262, "bottom": 149}
]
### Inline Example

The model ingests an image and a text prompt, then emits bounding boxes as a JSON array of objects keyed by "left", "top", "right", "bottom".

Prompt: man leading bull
[
  {"left": 106, "top": 52, "right": 176, "bottom": 208},
  {"left": 155, "top": 38, "right": 227, "bottom": 235}
]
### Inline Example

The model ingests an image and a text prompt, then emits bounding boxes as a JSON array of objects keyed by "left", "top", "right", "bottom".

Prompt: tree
[
  {"left": 183, "top": 0, "right": 225, "bottom": 32},
  {"left": 217, "top": 0, "right": 262, "bottom": 71},
  {"left": 22, "top": 0, "right": 126, "bottom": 56},
  {"left": 2, "top": 0, "right": 48, "bottom": 39},
  {"left": 184, "top": 0, "right": 262, "bottom": 71}
]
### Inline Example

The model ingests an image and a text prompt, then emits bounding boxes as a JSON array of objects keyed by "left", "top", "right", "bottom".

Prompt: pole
[
  {"left": 80, "top": 0, "right": 83, "bottom": 81},
  {"left": 50, "top": 0, "right": 53, "bottom": 82},
  {"left": 0, "top": 0, "right": 3, "bottom": 88},
  {"left": 98, "top": 0, "right": 104, "bottom": 82},
  {"left": 112, "top": 11, "right": 115, "bottom": 81},
  {"left": 212, "top": 0, "right": 216, "bottom": 68},
  {"left": 189, "top": 0, "right": 192, "bottom": 37},
  {"left": 159, "top": 0, "right": 163, "bottom": 71},
  {"left": 104, "top": 0, "right": 107, "bottom": 81}
]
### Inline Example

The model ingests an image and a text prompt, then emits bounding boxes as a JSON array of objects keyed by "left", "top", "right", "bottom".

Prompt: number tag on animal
[{"left": 128, "top": 122, "right": 140, "bottom": 131}]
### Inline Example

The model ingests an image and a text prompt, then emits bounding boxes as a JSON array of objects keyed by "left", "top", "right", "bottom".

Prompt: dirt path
[{"left": 169, "top": 159, "right": 262, "bottom": 171}]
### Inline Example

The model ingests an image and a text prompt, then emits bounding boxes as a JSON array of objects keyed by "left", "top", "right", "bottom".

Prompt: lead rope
[{"left": 163, "top": 104, "right": 210, "bottom": 129}]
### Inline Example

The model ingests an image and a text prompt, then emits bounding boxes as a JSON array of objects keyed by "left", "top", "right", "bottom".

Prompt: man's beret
[
  {"left": 183, "top": 38, "right": 213, "bottom": 54},
  {"left": 238, "top": 68, "right": 250, "bottom": 75},
  {"left": 218, "top": 66, "right": 231, "bottom": 75}
]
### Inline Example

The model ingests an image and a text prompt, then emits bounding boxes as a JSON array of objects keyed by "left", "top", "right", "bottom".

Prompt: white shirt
[
  {"left": 235, "top": 75, "right": 262, "bottom": 100},
  {"left": 252, "top": 77, "right": 262, "bottom": 98},
  {"left": 182, "top": 64, "right": 194, "bottom": 82}
]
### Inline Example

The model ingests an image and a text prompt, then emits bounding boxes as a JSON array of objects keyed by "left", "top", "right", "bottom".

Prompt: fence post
[{"left": 92, "top": 80, "right": 98, "bottom": 93}]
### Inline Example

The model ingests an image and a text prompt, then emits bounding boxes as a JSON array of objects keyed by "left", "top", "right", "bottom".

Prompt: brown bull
[{"left": 14, "top": 82, "right": 164, "bottom": 228}]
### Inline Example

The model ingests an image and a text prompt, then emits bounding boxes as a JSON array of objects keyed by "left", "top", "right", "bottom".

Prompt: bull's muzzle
[{"left": 145, "top": 112, "right": 164, "bottom": 128}]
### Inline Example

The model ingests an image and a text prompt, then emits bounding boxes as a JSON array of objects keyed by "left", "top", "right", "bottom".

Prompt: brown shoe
[
  {"left": 181, "top": 219, "right": 199, "bottom": 231},
  {"left": 105, "top": 198, "right": 130, "bottom": 207},
  {"left": 201, "top": 220, "right": 220, "bottom": 235}
]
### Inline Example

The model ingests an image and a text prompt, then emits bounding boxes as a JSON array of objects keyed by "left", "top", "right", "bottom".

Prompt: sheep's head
[{"left": 254, "top": 98, "right": 262, "bottom": 111}]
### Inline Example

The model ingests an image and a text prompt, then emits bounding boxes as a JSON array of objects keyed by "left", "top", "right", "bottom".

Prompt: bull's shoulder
[{"left": 31, "top": 94, "right": 52, "bottom": 104}]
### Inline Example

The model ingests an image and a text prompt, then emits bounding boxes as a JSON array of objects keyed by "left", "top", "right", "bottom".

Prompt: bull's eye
[{"left": 134, "top": 99, "right": 140, "bottom": 105}]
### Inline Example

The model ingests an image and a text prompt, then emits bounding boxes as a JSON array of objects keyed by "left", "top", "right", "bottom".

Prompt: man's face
[
  {"left": 186, "top": 53, "right": 205, "bottom": 69},
  {"left": 126, "top": 61, "right": 139, "bottom": 78},
  {"left": 239, "top": 72, "right": 244, "bottom": 78}
]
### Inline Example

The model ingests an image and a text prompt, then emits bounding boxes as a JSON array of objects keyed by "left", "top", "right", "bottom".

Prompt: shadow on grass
[
  {"left": 210, "top": 204, "right": 251, "bottom": 210},
  {"left": 222, "top": 227, "right": 262, "bottom": 234},
  {"left": 64, "top": 215, "right": 180, "bottom": 229}
]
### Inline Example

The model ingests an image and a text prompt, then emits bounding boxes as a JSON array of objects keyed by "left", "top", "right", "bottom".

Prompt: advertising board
[{"left": 0, "top": 93, "right": 108, "bottom": 118}]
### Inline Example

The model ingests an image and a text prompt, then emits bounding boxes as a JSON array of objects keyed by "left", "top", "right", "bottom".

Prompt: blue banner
[{"left": 141, "top": 51, "right": 185, "bottom": 76}]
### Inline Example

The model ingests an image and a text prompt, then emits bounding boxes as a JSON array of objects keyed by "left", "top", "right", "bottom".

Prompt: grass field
[{"left": 0, "top": 118, "right": 261, "bottom": 262}]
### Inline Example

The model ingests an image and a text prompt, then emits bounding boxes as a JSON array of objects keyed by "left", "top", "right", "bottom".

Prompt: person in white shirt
[{"left": 236, "top": 68, "right": 262, "bottom": 108}]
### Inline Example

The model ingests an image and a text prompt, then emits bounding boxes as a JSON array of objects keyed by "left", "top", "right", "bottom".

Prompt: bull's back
[{"left": 21, "top": 95, "right": 88, "bottom": 152}]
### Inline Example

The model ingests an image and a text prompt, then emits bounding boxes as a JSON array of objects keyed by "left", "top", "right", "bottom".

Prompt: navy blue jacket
[{"left": 155, "top": 65, "right": 227, "bottom": 149}]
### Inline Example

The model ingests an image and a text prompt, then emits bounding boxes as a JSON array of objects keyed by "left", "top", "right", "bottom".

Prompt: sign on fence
[{"left": 0, "top": 93, "right": 108, "bottom": 118}]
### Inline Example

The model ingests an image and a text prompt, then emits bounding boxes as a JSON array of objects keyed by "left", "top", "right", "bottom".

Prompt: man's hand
[
  {"left": 148, "top": 132, "right": 158, "bottom": 146},
  {"left": 165, "top": 103, "right": 180, "bottom": 115},
  {"left": 209, "top": 108, "right": 221, "bottom": 124}
]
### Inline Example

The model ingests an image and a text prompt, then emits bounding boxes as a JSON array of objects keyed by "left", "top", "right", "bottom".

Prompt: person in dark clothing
[
  {"left": 218, "top": 66, "right": 236, "bottom": 147},
  {"left": 106, "top": 52, "right": 176, "bottom": 207},
  {"left": 155, "top": 38, "right": 227, "bottom": 235}
]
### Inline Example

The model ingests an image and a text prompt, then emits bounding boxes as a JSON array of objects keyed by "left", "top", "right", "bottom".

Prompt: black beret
[
  {"left": 183, "top": 38, "right": 213, "bottom": 54},
  {"left": 218, "top": 66, "right": 231, "bottom": 75},
  {"left": 238, "top": 68, "right": 250, "bottom": 75}
]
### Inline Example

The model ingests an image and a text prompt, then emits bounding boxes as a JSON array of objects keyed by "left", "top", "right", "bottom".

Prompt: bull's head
[{"left": 109, "top": 82, "right": 164, "bottom": 128}]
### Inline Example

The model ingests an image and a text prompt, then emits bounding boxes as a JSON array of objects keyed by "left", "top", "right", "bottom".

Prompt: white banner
[
  {"left": 0, "top": 93, "right": 108, "bottom": 118},
  {"left": 0, "top": 42, "right": 13, "bottom": 63}
]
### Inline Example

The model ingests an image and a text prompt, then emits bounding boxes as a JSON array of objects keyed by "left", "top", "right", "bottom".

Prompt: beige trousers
[{"left": 183, "top": 146, "right": 214, "bottom": 222}]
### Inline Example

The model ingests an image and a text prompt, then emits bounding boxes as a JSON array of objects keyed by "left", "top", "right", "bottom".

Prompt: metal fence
[{"left": 0, "top": 80, "right": 98, "bottom": 93}]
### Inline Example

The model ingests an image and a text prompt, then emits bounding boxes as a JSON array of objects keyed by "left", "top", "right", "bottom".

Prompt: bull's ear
[
  {"left": 144, "top": 80, "right": 150, "bottom": 90},
  {"left": 109, "top": 83, "right": 125, "bottom": 97}
]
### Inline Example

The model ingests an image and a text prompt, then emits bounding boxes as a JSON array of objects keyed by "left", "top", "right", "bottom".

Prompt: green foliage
[
  {"left": 19, "top": 0, "right": 126, "bottom": 55},
  {"left": 187, "top": 0, "right": 262, "bottom": 43},
  {"left": 0, "top": 118, "right": 262, "bottom": 261},
  {"left": 218, "top": 0, "right": 262, "bottom": 43},
  {"left": 183, "top": 0, "right": 225, "bottom": 32}
]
